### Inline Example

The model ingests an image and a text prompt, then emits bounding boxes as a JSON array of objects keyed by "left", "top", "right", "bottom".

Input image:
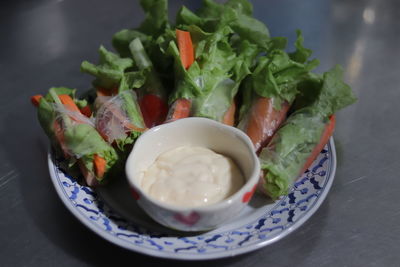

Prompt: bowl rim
[{"left": 125, "top": 117, "right": 261, "bottom": 212}]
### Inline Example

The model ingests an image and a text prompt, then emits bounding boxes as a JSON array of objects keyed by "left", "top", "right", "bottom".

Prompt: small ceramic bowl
[{"left": 125, "top": 117, "right": 260, "bottom": 231}]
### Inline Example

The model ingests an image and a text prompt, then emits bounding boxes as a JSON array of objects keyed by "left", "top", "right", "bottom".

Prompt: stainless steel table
[{"left": 1, "top": 0, "right": 399, "bottom": 266}]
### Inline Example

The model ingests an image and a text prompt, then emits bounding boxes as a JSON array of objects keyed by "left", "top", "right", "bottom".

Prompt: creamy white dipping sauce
[{"left": 140, "top": 146, "right": 244, "bottom": 207}]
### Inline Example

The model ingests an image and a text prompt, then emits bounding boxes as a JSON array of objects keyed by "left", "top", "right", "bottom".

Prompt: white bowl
[{"left": 125, "top": 117, "right": 260, "bottom": 231}]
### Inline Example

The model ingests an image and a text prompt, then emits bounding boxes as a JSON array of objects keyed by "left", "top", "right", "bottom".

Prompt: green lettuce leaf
[
  {"left": 225, "top": 0, "right": 253, "bottom": 16},
  {"left": 252, "top": 51, "right": 319, "bottom": 109},
  {"left": 230, "top": 13, "right": 270, "bottom": 49},
  {"left": 115, "top": 91, "right": 144, "bottom": 149},
  {"left": 169, "top": 22, "right": 260, "bottom": 121},
  {"left": 129, "top": 38, "right": 166, "bottom": 98},
  {"left": 237, "top": 76, "right": 254, "bottom": 123},
  {"left": 37, "top": 97, "right": 56, "bottom": 139},
  {"left": 242, "top": 31, "right": 319, "bottom": 113},
  {"left": 176, "top": 6, "right": 203, "bottom": 27},
  {"left": 64, "top": 124, "right": 115, "bottom": 159},
  {"left": 112, "top": 1, "right": 175, "bottom": 91},
  {"left": 177, "top": 0, "right": 270, "bottom": 49},
  {"left": 80, "top": 46, "right": 134, "bottom": 90},
  {"left": 137, "top": 0, "right": 169, "bottom": 36},
  {"left": 237, "top": 31, "right": 317, "bottom": 127},
  {"left": 193, "top": 39, "right": 259, "bottom": 121},
  {"left": 43, "top": 87, "right": 75, "bottom": 102},
  {"left": 289, "top": 30, "right": 313, "bottom": 64},
  {"left": 308, "top": 65, "right": 357, "bottom": 117},
  {"left": 120, "top": 90, "right": 146, "bottom": 130},
  {"left": 63, "top": 123, "right": 118, "bottom": 182},
  {"left": 231, "top": 39, "right": 260, "bottom": 80},
  {"left": 117, "top": 70, "right": 149, "bottom": 93},
  {"left": 112, "top": 0, "right": 169, "bottom": 58},
  {"left": 112, "top": 29, "right": 150, "bottom": 58}
]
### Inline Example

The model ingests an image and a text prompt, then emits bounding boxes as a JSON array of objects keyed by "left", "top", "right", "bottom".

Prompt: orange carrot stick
[
  {"left": 93, "top": 154, "right": 106, "bottom": 178},
  {"left": 300, "top": 115, "right": 336, "bottom": 174},
  {"left": 31, "top": 95, "right": 43, "bottom": 107},
  {"left": 176, "top": 29, "right": 195, "bottom": 69},
  {"left": 58, "top": 94, "right": 81, "bottom": 113},
  {"left": 222, "top": 101, "right": 236, "bottom": 126},
  {"left": 166, "top": 30, "right": 195, "bottom": 123},
  {"left": 57, "top": 94, "right": 88, "bottom": 123},
  {"left": 246, "top": 97, "right": 290, "bottom": 152},
  {"left": 167, "top": 98, "right": 192, "bottom": 123}
]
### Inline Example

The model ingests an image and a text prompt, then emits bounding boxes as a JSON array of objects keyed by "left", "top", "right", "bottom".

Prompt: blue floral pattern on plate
[{"left": 48, "top": 139, "right": 336, "bottom": 260}]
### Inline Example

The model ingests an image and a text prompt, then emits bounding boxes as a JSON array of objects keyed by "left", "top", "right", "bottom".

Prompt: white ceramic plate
[{"left": 48, "top": 138, "right": 336, "bottom": 260}]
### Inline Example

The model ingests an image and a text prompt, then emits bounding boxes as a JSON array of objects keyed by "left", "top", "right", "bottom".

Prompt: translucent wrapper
[
  {"left": 165, "top": 98, "right": 192, "bottom": 123},
  {"left": 51, "top": 103, "right": 118, "bottom": 185},
  {"left": 258, "top": 110, "right": 326, "bottom": 199},
  {"left": 238, "top": 97, "right": 290, "bottom": 152},
  {"left": 191, "top": 78, "right": 238, "bottom": 124},
  {"left": 53, "top": 104, "right": 96, "bottom": 158},
  {"left": 95, "top": 90, "right": 146, "bottom": 145},
  {"left": 94, "top": 95, "right": 112, "bottom": 111},
  {"left": 258, "top": 66, "right": 357, "bottom": 198}
]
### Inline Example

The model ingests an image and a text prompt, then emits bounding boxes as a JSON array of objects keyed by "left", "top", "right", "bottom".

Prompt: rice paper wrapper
[
  {"left": 95, "top": 90, "right": 145, "bottom": 146},
  {"left": 259, "top": 110, "right": 326, "bottom": 199}
]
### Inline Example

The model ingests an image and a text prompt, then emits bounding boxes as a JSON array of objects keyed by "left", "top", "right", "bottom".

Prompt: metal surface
[{"left": 0, "top": 0, "right": 399, "bottom": 266}]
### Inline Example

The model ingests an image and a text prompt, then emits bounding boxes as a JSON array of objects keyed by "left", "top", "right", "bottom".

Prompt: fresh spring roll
[
  {"left": 129, "top": 38, "right": 169, "bottom": 127},
  {"left": 36, "top": 87, "right": 119, "bottom": 186},
  {"left": 81, "top": 42, "right": 168, "bottom": 128},
  {"left": 95, "top": 90, "right": 147, "bottom": 149},
  {"left": 112, "top": 0, "right": 175, "bottom": 126},
  {"left": 258, "top": 66, "right": 356, "bottom": 199},
  {"left": 238, "top": 31, "right": 319, "bottom": 152},
  {"left": 166, "top": 25, "right": 258, "bottom": 125}
]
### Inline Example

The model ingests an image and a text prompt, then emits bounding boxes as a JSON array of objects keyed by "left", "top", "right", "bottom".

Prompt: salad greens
[
  {"left": 80, "top": 46, "right": 149, "bottom": 94},
  {"left": 33, "top": 0, "right": 356, "bottom": 196},
  {"left": 81, "top": 46, "right": 134, "bottom": 90},
  {"left": 239, "top": 31, "right": 319, "bottom": 119},
  {"left": 177, "top": 0, "right": 270, "bottom": 49}
]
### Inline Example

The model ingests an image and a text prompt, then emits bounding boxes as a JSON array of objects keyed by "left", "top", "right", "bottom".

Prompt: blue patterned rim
[{"left": 48, "top": 138, "right": 336, "bottom": 260}]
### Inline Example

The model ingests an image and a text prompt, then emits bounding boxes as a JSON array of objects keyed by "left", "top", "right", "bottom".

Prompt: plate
[{"left": 48, "top": 138, "right": 336, "bottom": 260}]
